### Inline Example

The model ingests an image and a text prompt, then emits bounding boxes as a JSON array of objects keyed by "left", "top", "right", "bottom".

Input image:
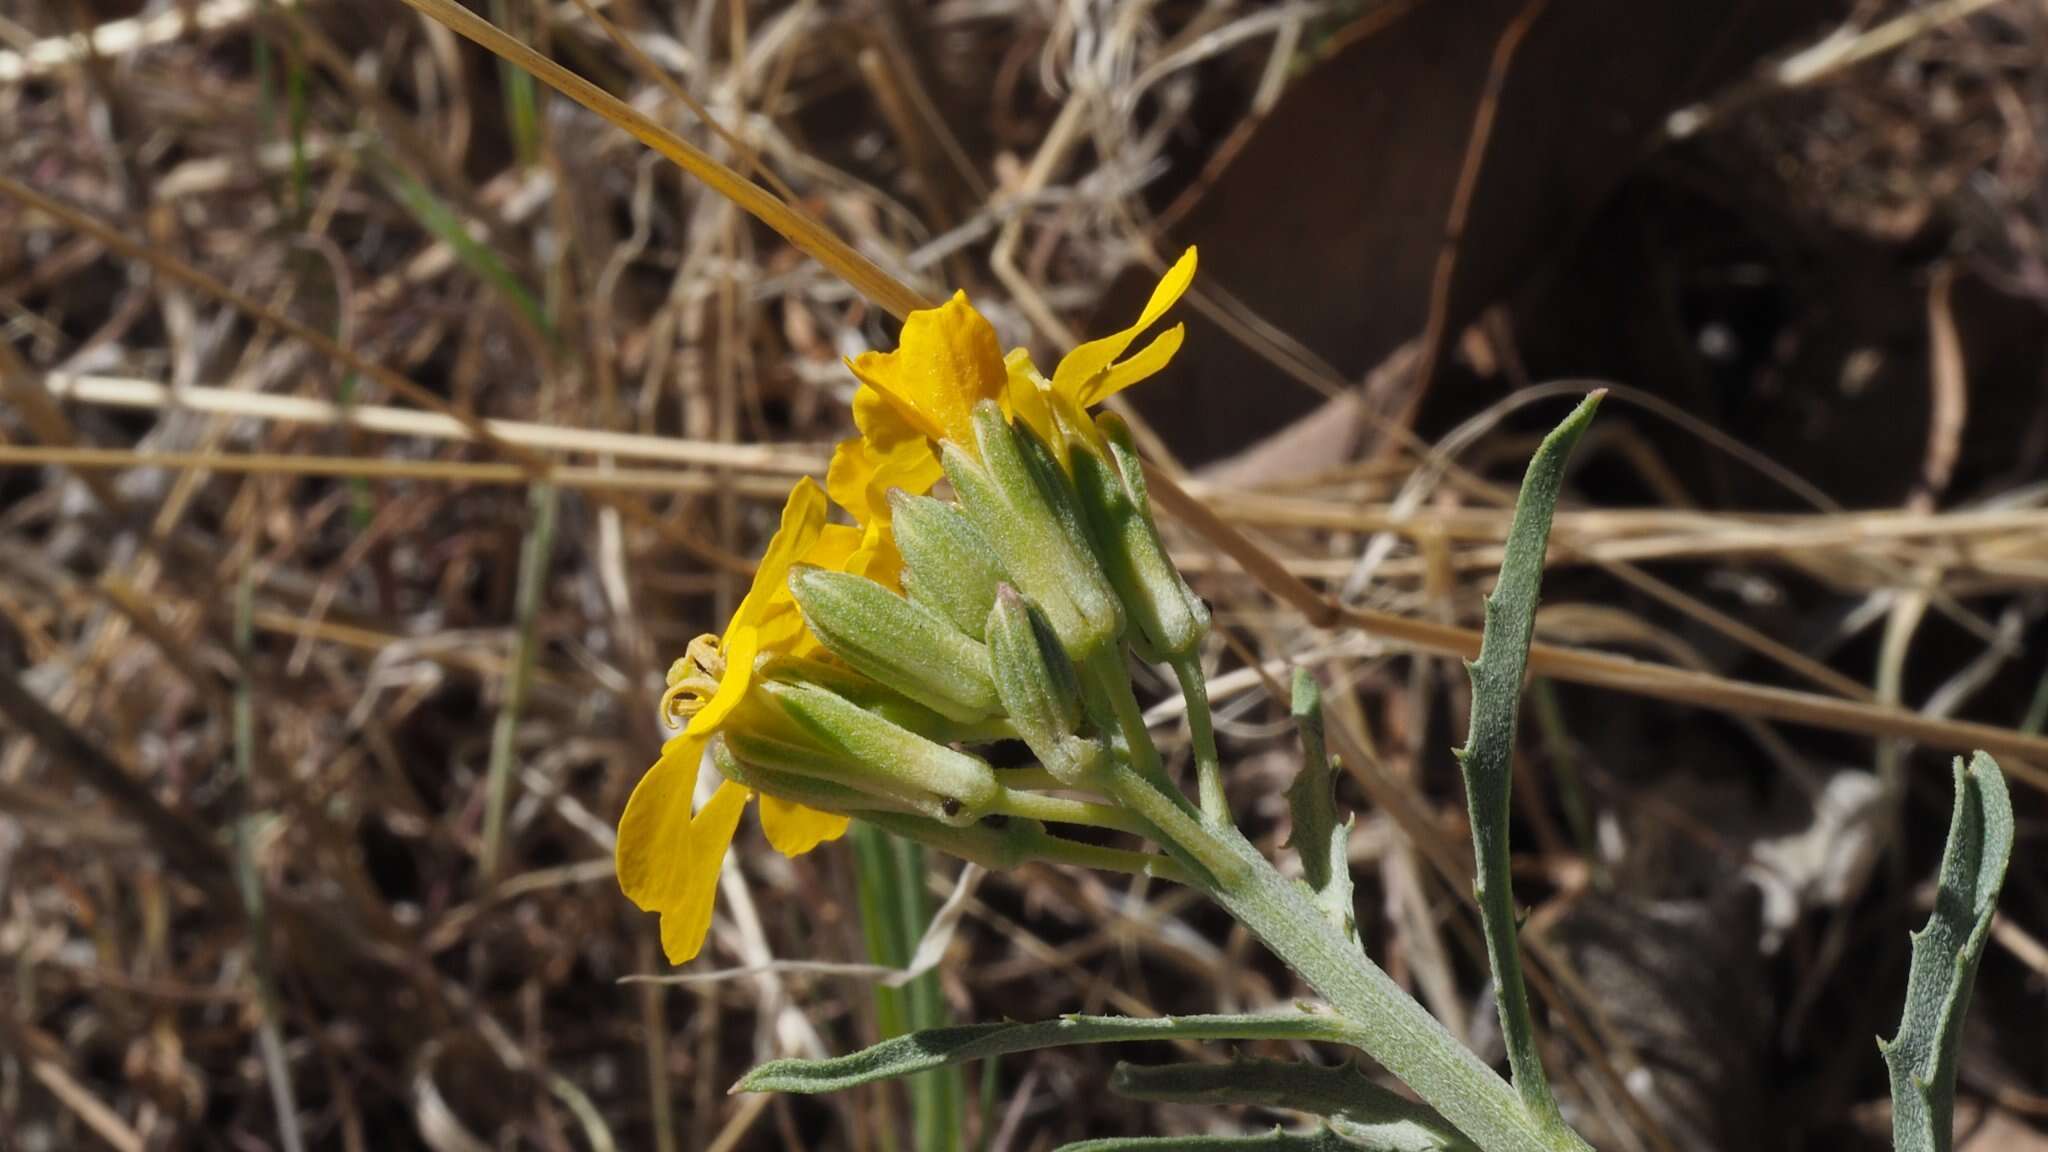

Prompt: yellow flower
[
  {"left": 839, "top": 248, "right": 1197, "bottom": 479},
  {"left": 617, "top": 250, "right": 1198, "bottom": 965},
  {"left": 1007, "top": 248, "right": 1197, "bottom": 454},
  {"left": 1051, "top": 247, "right": 1196, "bottom": 409},
  {"left": 846, "top": 291, "right": 1008, "bottom": 452},
  {"left": 619, "top": 477, "right": 853, "bottom": 964}
]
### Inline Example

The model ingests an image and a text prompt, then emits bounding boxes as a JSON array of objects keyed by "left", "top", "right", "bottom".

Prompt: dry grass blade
[
  {"left": 393, "top": 0, "right": 932, "bottom": 321},
  {"left": 1141, "top": 467, "right": 2048, "bottom": 778}
]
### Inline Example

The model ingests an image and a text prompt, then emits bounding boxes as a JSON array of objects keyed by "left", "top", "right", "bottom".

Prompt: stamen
[{"left": 658, "top": 634, "right": 728, "bottom": 728}]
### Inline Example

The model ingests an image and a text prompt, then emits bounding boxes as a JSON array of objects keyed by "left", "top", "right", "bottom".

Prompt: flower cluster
[{"left": 617, "top": 250, "right": 1200, "bottom": 963}]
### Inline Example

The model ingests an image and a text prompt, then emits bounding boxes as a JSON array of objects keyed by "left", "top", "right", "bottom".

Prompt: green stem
[
  {"left": 991, "top": 787, "right": 1153, "bottom": 838},
  {"left": 1170, "top": 655, "right": 1228, "bottom": 825},
  {"left": 1130, "top": 790, "right": 1584, "bottom": 1152}
]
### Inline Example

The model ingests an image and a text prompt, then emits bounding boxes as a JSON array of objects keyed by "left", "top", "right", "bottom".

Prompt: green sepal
[
  {"left": 735, "top": 1011, "right": 1371, "bottom": 1094},
  {"left": 788, "top": 564, "right": 1000, "bottom": 723},
  {"left": 1285, "top": 670, "right": 1358, "bottom": 951},
  {"left": 761, "top": 654, "right": 1015, "bottom": 746},
  {"left": 1882, "top": 751, "right": 2014, "bottom": 1152},
  {"left": 986, "top": 586, "right": 1105, "bottom": 786},
  {"left": 712, "top": 740, "right": 945, "bottom": 823},
  {"left": 1078, "top": 412, "right": 1209, "bottom": 663},
  {"left": 753, "top": 680, "right": 999, "bottom": 820},
  {"left": 1012, "top": 417, "right": 1126, "bottom": 647},
  {"left": 1111, "top": 1059, "right": 1474, "bottom": 1152},
  {"left": 948, "top": 401, "right": 1119, "bottom": 659},
  {"left": 891, "top": 490, "right": 1006, "bottom": 640}
]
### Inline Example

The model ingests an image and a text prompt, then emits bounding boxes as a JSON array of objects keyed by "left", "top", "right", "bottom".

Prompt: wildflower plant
[
  {"left": 608, "top": 252, "right": 2016, "bottom": 1152},
  {"left": 389, "top": 5, "right": 2019, "bottom": 1148}
]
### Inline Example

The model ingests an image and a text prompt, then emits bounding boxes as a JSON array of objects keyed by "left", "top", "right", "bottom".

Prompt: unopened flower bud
[
  {"left": 761, "top": 654, "right": 1015, "bottom": 746},
  {"left": 986, "top": 586, "right": 1106, "bottom": 786},
  {"left": 748, "top": 680, "right": 999, "bottom": 823},
  {"left": 1072, "top": 412, "right": 1209, "bottom": 663},
  {"left": 712, "top": 740, "right": 946, "bottom": 827},
  {"left": 788, "top": 565, "right": 1001, "bottom": 723},
  {"left": 945, "top": 401, "right": 1120, "bottom": 659},
  {"left": 889, "top": 490, "right": 1005, "bottom": 640}
]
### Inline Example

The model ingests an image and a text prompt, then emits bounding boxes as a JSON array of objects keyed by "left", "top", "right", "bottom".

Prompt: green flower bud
[
  {"left": 749, "top": 680, "right": 999, "bottom": 823},
  {"left": 712, "top": 740, "right": 936, "bottom": 824},
  {"left": 788, "top": 564, "right": 1000, "bottom": 723},
  {"left": 986, "top": 586, "right": 1105, "bottom": 786},
  {"left": 946, "top": 401, "right": 1120, "bottom": 659},
  {"left": 1072, "top": 412, "right": 1209, "bottom": 663},
  {"left": 761, "top": 654, "right": 1015, "bottom": 746},
  {"left": 890, "top": 490, "right": 1005, "bottom": 639}
]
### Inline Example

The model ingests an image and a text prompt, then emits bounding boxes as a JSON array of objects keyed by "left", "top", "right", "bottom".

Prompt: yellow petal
[
  {"left": 1051, "top": 247, "right": 1196, "bottom": 404},
  {"left": 848, "top": 292, "right": 1006, "bottom": 449},
  {"left": 826, "top": 438, "right": 877, "bottom": 524},
  {"left": 848, "top": 520, "right": 905, "bottom": 592},
  {"left": 1079, "top": 323, "right": 1184, "bottom": 407},
  {"left": 730, "top": 478, "right": 828, "bottom": 636},
  {"left": 615, "top": 733, "right": 708, "bottom": 910},
  {"left": 1004, "top": 349, "right": 1059, "bottom": 449},
  {"left": 659, "top": 778, "right": 750, "bottom": 963},
  {"left": 827, "top": 435, "right": 942, "bottom": 530},
  {"left": 759, "top": 794, "right": 850, "bottom": 856},
  {"left": 686, "top": 626, "right": 760, "bottom": 735},
  {"left": 807, "top": 521, "right": 864, "bottom": 571},
  {"left": 851, "top": 384, "right": 925, "bottom": 453}
]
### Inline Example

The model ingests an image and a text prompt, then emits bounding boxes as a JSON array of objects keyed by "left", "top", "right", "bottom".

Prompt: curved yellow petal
[
  {"left": 825, "top": 437, "right": 878, "bottom": 525},
  {"left": 1051, "top": 247, "right": 1196, "bottom": 403},
  {"left": 807, "top": 521, "right": 864, "bottom": 572},
  {"left": 851, "top": 384, "right": 925, "bottom": 454},
  {"left": 615, "top": 733, "right": 707, "bottom": 910},
  {"left": 686, "top": 626, "right": 760, "bottom": 735},
  {"left": 758, "top": 794, "right": 850, "bottom": 856},
  {"left": 1004, "top": 349, "right": 1059, "bottom": 449},
  {"left": 847, "top": 291, "right": 1006, "bottom": 449},
  {"left": 848, "top": 520, "right": 905, "bottom": 592},
  {"left": 826, "top": 435, "right": 942, "bottom": 530},
  {"left": 1079, "top": 322, "right": 1185, "bottom": 408},
  {"left": 660, "top": 777, "right": 750, "bottom": 963},
  {"left": 730, "top": 478, "right": 828, "bottom": 637}
]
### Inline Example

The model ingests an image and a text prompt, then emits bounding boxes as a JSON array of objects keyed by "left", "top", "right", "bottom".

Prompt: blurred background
[{"left": 2, "top": 0, "right": 2047, "bottom": 1149}]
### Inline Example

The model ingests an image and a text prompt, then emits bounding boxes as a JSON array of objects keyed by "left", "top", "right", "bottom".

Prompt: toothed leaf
[
  {"left": 736, "top": 1012, "right": 1367, "bottom": 1095},
  {"left": 1882, "top": 752, "right": 2014, "bottom": 1152},
  {"left": 1453, "top": 392, "right": 1600, "bottom": 1129},
  {"left": 1112, "top": 1059, "right": 1474, "bottom": 1152},
  {"left": 1286, "top": 670, "right": 1358, "bottom": 950},
  {"left": 1055, "top": 1127, "right": 1390, "bottom": 1152}
]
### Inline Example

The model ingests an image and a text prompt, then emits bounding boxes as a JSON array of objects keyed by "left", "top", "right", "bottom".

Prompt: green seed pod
[
  {"left": 752, "top": 680, "right": 999, "bottom": 822},
  {"left": 1073, "top": 412, "right": 1210, "bottom": 663},
  {"left": 890, "top": 490, "right": 1005, "bottom": 639},
  {"left": 946, "top": 400, "right": 1119, "bottom": 659},
  {"left": 788, "top": 564, "right": 1001, "bottom": 723}
]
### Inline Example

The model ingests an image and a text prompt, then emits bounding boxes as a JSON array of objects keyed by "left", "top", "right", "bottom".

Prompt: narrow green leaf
[
  {"left": 374, "top": 158, "right": 553, "bottom": 344},
  {"left": 1882, "top": 751, "right": 2014, "bottom": 1152},
  {"left": 1112, "top": 1060, "right": 1473, "bottom": 1152},
  {"left": 1453, "top": 392, "right": 1601, "bottom": 1131},
  {"left": 1054, "top": 1128, "right": 1359, "bottom": 1152},
  {"left": 853, "top": 825, "right": 964, "bottom": 1152},
  {"left": 736, "top": 1013, "right": 1368, "bottom": 1095},
  {"left": 1285, "top": 670, "right": 1357, "bottom": 950}
]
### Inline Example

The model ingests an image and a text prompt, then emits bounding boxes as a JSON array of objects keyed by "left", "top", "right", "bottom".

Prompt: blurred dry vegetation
[{"left": 2, "top": 1, "right": 2047, "bottom": 1150}]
